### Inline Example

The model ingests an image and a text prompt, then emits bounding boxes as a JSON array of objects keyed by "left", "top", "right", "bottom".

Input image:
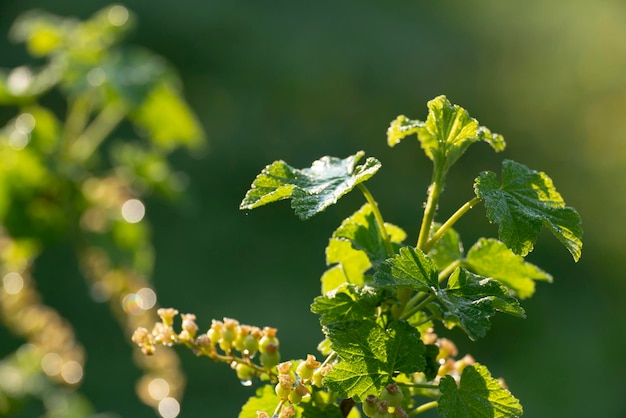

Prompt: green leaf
[
  {"left": 240, "top": 151, "right": 381, "bottom": 219},
  {"left": 464, "top": 238, "right": 552, "bottom": 299},
  {"left": 334, "top": 203, "right": 406, "bottom": 267},
  {"left": 322, "top": 238, "right": 370, "bottom": 293},
  {"left": 474, "top": 159, "right": 583, "bottom": 261},
  {"left": 438, "top": 363, "right": 523, "bottom": 418},
  {"left": 131, "top": 81, "right": 205, "bottom": 151},
  {"left": 373, "top": 246, "right": 439, "bottom": 292},
  {"left": 428, "top": 224, "right": 463, "bottom": 271},
  {"left": 388, "top": 96, "right": 505, "bottom": 169},
  {"left": 311, "top": 285, "right": 381, "bottom": 326},
  {"left": 386, "top": 115, "right": 424, "bottom": 147},
  {"left": 239, "top": 385, "right": 302, "bottom": 418},
  {"left": 324, "top": 319, "right": 425, "bottom": 402},
  {"left": 436, "top": 268, "right": 525, "bottom": 341}
]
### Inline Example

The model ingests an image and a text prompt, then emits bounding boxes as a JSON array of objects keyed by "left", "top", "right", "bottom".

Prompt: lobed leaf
[
  {"left": 311, "top": 285, "right": 381, "bottom": 326},
  {"left": 464, "top": 238, "right": 552, "bottom": 299},
  {"left": 438, "top": 363, "right": 523, "bottom": 418},
  {"left": 334, "top": 203, "right": 407, "bottom": 267},
  {"left": 474, "top": 159, "right": 583, "bottom": 261},
  {"left": 322, "top": 237, "right": 369, "bottom": 294},
  {"left": 324, "top": 319, "right": 425, "bottom": 402},
  {"left": 386, "top": 96, "right": 505, "bottom": 169},
  {"left": 240, "top": 151, "right": 381, "bottom": 219},
  {"left": 436, "top": 268, "right": 525, "bottom": 341},
  {"left": 373, "top": 246, "right": 439, "bottom": 292}
]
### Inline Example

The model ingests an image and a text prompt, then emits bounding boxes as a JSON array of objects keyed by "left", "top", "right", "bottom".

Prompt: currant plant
[{"left": 135, "top": 95, "right": 582, "bottom": 417}]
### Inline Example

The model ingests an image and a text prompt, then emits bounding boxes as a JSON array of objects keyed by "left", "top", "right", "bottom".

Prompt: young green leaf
[
  {"left": 311, "top": 285, "right": 381, "bottom": 325},
  {"left": 240, "top": 151, "right": 381, "bottom": 219},
  {"left": 436, "top": 268, "right": 525, "bottom": 341},
  {"left": 464, "top": 238, "right": 552, "bottom": 299},
  {"left": 438, "top": 363, "right": 523, "bottom": 418},
  {"left": 387, "top": 96, "right": 505, "bottom": 170},
  {"left": 373, "top": 246, "right": 439, "bottom": 292},
  {"left": 474, "top": 159, "right": 583, "bottom": 261},
  {"left": 333, "top": 203, "right": 406, "bottom": 266},
  {"left": 322, "top": 238, "right": 370, "bottom": 294},
  {"left": 324, "top": 319, "right": 425, "bottom": 402},
  {"left": 386, "top": 115, "right": 424, "bottom": 147}
]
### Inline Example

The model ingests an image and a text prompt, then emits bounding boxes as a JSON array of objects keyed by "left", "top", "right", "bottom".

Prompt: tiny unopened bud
[
  {"left": 393, "top": 406, "right": 409, "bottom": 418},
  {"left": 132, "top": 327, "right": 150, "bottom": 345},
  {"left": 181, "top": 313, "right": 199, "bottom": 336},
  {"left": 157, "top": 308, "right": 179, "bottom": 327},
  {"left": 279, "top": 404, "right": 295, "bottom": 418}
]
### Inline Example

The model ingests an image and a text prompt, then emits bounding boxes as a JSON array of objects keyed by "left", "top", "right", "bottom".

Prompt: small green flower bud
[
  {"left": 379, "top": 383, "right": 403, "bottom": 406},
  {"left": 362, "top": 394, "right": 379, "bottom": 417}
]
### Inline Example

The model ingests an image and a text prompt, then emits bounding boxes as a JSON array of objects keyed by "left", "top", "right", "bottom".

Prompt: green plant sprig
[{"left": 235, "top": 95, "right": 582, "bottom": 417}]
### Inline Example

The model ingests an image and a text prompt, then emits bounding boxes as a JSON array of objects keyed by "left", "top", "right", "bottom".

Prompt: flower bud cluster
[
  {"left": 362, "top": 384, "right": 408, "bottom": 418},
  {"left": 132, "top": 309, "right": 284, "bottom": 384},
  {"left": 421, "top": 328, "right": 476, "bottom": 383}
]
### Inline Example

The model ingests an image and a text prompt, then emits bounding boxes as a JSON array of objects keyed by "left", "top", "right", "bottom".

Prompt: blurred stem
[
  {"left": 70, "top": 102, "right": 127, "bottom": 162},
  {"left": 63, "top": 95, "right": 91, "bottom": 147},
  {"left": 410, "top": 401, "right": 439, "bottom": 416},
  {"left": 423, "top": 197, "right": 481, "bottom": 253},
  {"left": 358, "top": 183, "right": 394, "bottom": 257},
  {"left": 401, "top": 294, "right": 436, "bottom": 320}
]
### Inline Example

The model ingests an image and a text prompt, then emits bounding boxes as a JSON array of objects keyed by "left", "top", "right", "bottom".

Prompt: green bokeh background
[{"left": 1, "top": 1, "right": 625, "bottom": 417}]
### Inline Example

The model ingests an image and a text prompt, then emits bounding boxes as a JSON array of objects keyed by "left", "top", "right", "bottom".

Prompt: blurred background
[{"left": 0, "top": 0, "right": 624, "bottom": 417}]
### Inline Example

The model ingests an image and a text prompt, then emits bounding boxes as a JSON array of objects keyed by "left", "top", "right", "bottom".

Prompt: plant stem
[
  {"left": 409, "top": 401, "right": 439, "bottom": 416},
  {"left": 63, "top": 95, "right": 91, "bottom": 147},
  {"left": 438, "top": 260, "right": 461, "bottom": 284},
  {"left": 395, "top": 382, "right": 439, "bottom": 390},
  {"left": 416, "top": 167, "right": 446, "bottom": 251},
  {"left": 358, "top": 183, "right": 394, "bottom": 257},
  {"left": 70, "top": 102, "right": 127, "bottom": 161},
  {"left": 400, "top": 294, "right": 436, "bottom": 320},
  {"left": 423, "top": 196, "right": 481, "bottom": 253},
  {"left": 273, "top": 399, "right": 287, "bottom": 417}
]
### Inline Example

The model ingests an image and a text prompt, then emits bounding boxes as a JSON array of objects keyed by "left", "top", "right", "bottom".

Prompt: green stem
[
  {"left": 438, "top": 260, "right": 461, "bottom": 284},
  {"left": 70, "top": 102, "right": 127, "bottom": 161},
  {"left": 409, "top": 401, "right": 439, "bottom": 416},
  {"left": 358, "top": 183, "right": 394, "bottom": 257},
  {"left": 423, "top": 196, "right": 481, "bottom": 253},
  {"left": 395, "top": 382, "right": 439, "bottom": 390},
  {"left": 273, "top": 399, "right": 287, "bottom": 417},
  {"left": 416, "top": 167, "right": 446, "bottom": 251},
  {"left": 400, "top": 294, "right": 436, "bottom": 320},
  {"left": 63, "top": 95, "right": 91, "bottom": 147}
]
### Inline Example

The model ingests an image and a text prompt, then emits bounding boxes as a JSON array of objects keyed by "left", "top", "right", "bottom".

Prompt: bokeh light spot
[
  {"left": 87, "top": 67, "right": 106, "bottom": 86},
  {"left": 3, "top": 272, "right": 24, "bottom": 295},
  {"left": 121, "top": 199, "right": 145, "bottom": 223},
  {"left": 158, "top": 397, "right": 180, "bottom": 418},
  {"left": 108, "top": 5, "right": 129, "bottom": 26},
  {"left": 15, "top": 113, "right": 35, "bottom": 134},
  {"left": 8, "top": 131, "right": 29, "bottom": 150},
  {"left": 137, "top": 287, "right": 157, "bottom": 309},
  {"left": 7, "top": 67, "right": 32, "bottom": 95},
  {"left": 41, "top": 352, "right": 63, "bottom": 376},
  {"left": 121, "top": 293, "right": 142, "bottom": 315},
  {"left": 148, "top": 378, "right": 170, "bottom": 400},
  {"left": 61, "top": 361, "right": 83, "bottom": 384}
]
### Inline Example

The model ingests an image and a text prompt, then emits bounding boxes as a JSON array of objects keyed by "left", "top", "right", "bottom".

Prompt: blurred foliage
[
  {"left": 0, "top": 1, "right": 624, "bottom": 417},
  {"left": 0, "top": 4, "right": 204, "bottom": 417}
]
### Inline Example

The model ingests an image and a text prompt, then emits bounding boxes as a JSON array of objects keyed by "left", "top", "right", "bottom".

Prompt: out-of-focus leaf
[
  {"left": 428, "top": 224, "right": 463, "bottom": 270},
  {"left": 131, "top": 81, "right": 205, "bottom": 151}
]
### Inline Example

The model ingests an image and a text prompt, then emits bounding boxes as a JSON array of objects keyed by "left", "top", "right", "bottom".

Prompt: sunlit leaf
[
  {"left": 373, "top": 246, "right": 439, "bottom": 292},
  {"left": 464, "top": 238, "right": 552, "bottom": 299},
  {"left": 240, "top": 151, "right": 381, "bottom": 219},
  {"left": 438, "top": 363, "right": 522, "bottom": 418},
  {"left": 474, "top": 159, "right": 583, "bottom": 261},
  {"left": 324, "top": 319, "right": 425, "bottom": 402}
]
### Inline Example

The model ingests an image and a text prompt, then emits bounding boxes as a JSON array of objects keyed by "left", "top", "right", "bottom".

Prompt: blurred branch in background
[{"left": 0, "top": 5, "right": 205, "bottom": 417}]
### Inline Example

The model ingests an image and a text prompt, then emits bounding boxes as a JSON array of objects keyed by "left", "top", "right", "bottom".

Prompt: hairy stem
[
  {"left": 416, "top": 168, "right": 446, "bottom": 251},
  {"left": 423, "top": 196, "right": 481, "bottom": 253},
  {"left": 358, "top": 183, "right": 394, "bottom": 257}
]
